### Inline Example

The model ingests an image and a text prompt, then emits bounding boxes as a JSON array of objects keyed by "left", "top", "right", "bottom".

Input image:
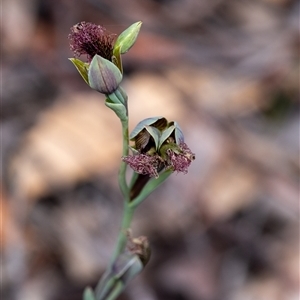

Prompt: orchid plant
[{"left": 68, "top": 21, "right": 195, "bottom": 300}]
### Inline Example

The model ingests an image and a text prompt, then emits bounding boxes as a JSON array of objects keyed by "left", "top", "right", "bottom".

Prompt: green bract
[
  {"left": 88, "top": 55, "right": 123, "bottom": 94},
  {"left": 95, "top": 251, "right": 144, "bottom": 300},
  {"left": 83, "top": 287, "right": 96, "bottom": 300},
  {"left": 69, "top": 58, "right": 89, "bottom": 85}
]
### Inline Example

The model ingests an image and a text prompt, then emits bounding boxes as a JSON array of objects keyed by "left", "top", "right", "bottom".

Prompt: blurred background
[{"left": 1, "top": 0, "right": 299, "bottom": 299}]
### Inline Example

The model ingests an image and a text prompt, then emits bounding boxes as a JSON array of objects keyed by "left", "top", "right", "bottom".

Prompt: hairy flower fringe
[{"left": 68, "top": 21, "right": 115, "bottom": 62}]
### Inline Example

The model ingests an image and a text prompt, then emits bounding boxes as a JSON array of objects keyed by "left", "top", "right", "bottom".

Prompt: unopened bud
[
  {"left": 114, "top": 21, "right": 142, "bottom": 55},
  {"left": 88, "top": 54, "right": 122, "bottom": 94}
]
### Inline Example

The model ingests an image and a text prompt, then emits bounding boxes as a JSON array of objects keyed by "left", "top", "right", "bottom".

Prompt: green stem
[
  {"left": 110, "top": 202, "right": 135, "bottom": 263},
  {"left": 118, "top": 119, "right": 129, "bottom": 199},
  {"left": 111, "top": 116, "right": 134, "bottom": 263},
  {"left": 94, "top": 101, "right": 133, "bottom": 299}
]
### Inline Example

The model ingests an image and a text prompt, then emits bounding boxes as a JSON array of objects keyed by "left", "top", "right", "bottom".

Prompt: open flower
[
  {"left": 122, "top": 117, "right": 195, "bottom": 177},
  {"left": 68, "top": 22, "right": 115, "bottom": 62}
]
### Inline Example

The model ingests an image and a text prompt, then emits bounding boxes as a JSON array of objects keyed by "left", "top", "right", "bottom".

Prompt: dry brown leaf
[{"left": 8, "top": 92, "right": 122, "bottom": 200}]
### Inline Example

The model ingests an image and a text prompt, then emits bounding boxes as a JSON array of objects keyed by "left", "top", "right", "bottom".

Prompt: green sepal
[
  {"left": 69, "top": 58, "right": 89, "bottom": 85},
  {"left": 158, "top": 125, "right": 175, "bottom": 149},
  {"left": 144, "top": 125, "right": 161, "bottom": 151},
  {"left": 130, "top": 117, "right": 166, "bottom": 140},
  {"left": 88, "top": 55, "right": 122, "bottom": 94},
  {"left": 83, "top": 287, "right": 96, "bottom": 300},
  {"left": 113, "top": 21, "right": 142, "bottom": 55},
  {"left": 169, "top": 121, "right": 185, "bottom": 143}
]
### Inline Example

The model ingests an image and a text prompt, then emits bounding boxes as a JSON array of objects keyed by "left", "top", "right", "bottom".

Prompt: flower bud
[
  {"left": 113, "top": 21, "right": 142, "bottom": 55},
  {"left": 88, "top": 54, "right": 122, "bottom": 94}
]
